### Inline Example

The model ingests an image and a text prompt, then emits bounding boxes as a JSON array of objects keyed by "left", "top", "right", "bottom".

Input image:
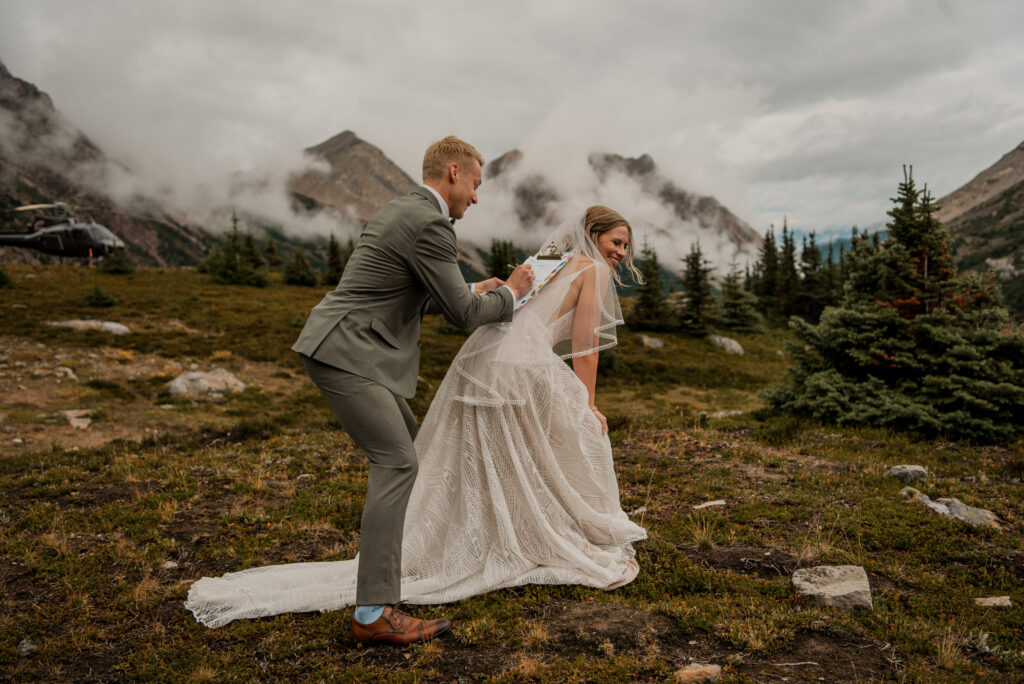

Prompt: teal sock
[{"left": 354, "top": 604, "right": 385, "bottom": 625}]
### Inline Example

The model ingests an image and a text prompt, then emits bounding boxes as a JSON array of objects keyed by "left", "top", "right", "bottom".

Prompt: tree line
[
  {"left": 199, "top": 211, "right": 353, "bottom": 288},
  {"left": 626, "top": 167, "right": 1023, "bottom": 442}
]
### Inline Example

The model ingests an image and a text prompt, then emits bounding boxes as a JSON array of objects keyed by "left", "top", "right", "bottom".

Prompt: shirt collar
[{"left": 420, "top": 184, "right": 450, "bottom": 221}]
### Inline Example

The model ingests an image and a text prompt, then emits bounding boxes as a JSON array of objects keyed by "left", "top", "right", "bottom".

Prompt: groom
[{"left": 292, "top": 135, "right": 534, "bottom": 645}]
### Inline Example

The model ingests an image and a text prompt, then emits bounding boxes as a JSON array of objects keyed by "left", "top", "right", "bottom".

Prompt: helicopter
[{"left": 0, "top": 202, "right": 125, "bottom": 259}]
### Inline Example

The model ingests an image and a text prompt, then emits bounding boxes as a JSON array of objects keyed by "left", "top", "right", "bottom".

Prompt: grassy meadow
[{"left": 1, "top": 264, "right": 1022, "bottom": 682}]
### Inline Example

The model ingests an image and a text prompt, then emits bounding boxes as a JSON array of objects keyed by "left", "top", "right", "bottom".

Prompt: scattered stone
[
  {"left": 792, "top": 565, "right": 873, "bottom": 611},
  {"left": 901, "top": 487, "right": 1000, "bottom": 528},
  {"left": 296, "top": 473, "right": 315, "bottom": 483},
  {"left": 12, "top": 438, "right": 24, "bottom": 444},
  {"left": 709, "top": 410, "right": 743, "bottom": 419},
  {"left": 628, "top": 506, "right": 647, "bottom": 516},
  {"left": 674, "top": 663, "right": 722, "bottom": 683},
  {"left": 47, "top": 319, "right": 132, "bottom": 335},
  {"left": 161, "top": 560, "right": 179, "bottom": 571},
  {"left": 638, "top": 334, "right": 665, "bottom": 349},
  {"left": 54, "top": 366, "right": 78, "bottom": 381},
  {"left": 18, "top": 638, "right": 37, "bottom": 657},
  {"left": 159, "top": 404, "right": 174, "bottom": 410},
  {"left": 707, "top": 335, "right": 744, "bottom": 356},
  {"left": 60, "top": 410, "right": 92, "bottom": 430},
  {"left": 885, "top": 465, "right": 927, "bottom": 483},
  {"left": 693, "top": 500, "right": 726, "bottom": 509},
  {"left": 166, "top": 368, "right": 245, "bottom": 399},
  {"left": 974, "top": 596, "right": 1011, "bottom": 607}
]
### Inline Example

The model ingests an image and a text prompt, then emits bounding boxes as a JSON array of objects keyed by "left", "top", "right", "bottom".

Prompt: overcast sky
[{"left": 2, "top": 0, "right": 1023, "bottom": 239}]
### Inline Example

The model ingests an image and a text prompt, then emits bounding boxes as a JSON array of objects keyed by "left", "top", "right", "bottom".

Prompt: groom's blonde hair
[{"left": 422, "top": 136, "right": 485, "bottom": 182}]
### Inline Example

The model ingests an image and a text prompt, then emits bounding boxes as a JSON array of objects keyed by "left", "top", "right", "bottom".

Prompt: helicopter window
[{"left": 71, "top": 229, "right": 88, "bottom": 240}]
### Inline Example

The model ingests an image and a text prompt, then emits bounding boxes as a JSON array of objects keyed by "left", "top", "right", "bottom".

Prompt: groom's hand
[
  {"left": 506, "top": 264, "right": 535, "bottom": 298},
  {"left": 474, "top": 277, "right": 505, "bottom": 294}
]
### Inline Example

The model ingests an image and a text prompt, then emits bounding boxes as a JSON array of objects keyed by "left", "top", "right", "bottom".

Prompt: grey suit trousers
[{"left": 302, "top": 355, "right": 418, "bottom": 606}]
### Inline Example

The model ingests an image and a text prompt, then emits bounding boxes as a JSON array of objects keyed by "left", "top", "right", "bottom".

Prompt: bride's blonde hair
[{"left": 585, "top": 205, "right": 644, "bottom": 285}]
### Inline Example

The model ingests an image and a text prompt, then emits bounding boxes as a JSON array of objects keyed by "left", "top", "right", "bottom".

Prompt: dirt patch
[
  {"left": 744, "top": 630, "right": 899, "bottom": 682},
  {"left": 689, "top": 544, "right": 801, "bottom": 578}
]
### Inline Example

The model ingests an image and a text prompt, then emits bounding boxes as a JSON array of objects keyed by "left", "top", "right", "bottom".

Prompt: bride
[{"left": 186, "top": 205, "right": 647, "bottom": 630}]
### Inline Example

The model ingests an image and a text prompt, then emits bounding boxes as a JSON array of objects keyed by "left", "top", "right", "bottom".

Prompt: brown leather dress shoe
[{"left": 351, "top": 604, "right": 451, "bottom": 645}]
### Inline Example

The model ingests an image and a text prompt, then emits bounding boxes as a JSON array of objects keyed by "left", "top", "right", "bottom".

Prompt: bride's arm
[{"left": 569, "top": 262, "right": 608, "bottom": 434}]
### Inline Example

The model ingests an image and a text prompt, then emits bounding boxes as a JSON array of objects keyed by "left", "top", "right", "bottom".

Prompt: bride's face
[{"left": 596, "top": 225, "right": 629, "bottom": 268}]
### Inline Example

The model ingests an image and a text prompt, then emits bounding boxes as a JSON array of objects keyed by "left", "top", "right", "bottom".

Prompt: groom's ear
[{"left": 446, "top": 162, "right": 460, "bottom": 184}]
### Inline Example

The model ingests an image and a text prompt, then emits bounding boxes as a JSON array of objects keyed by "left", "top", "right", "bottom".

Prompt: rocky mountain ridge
[{"left": 937, "top": 139, "right": 1024, "bottom": 312}]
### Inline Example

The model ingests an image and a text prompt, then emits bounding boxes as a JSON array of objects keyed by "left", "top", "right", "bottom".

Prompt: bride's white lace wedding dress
[{"left": 186, "top": 213, "right": 646, "bottom": 628}]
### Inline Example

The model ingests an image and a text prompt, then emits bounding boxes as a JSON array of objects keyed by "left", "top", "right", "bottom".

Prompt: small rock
[
  {"left": 54, "top": 367, "right": 78, "bottom": 381},
  {"left": 674, "top": 663, "right": 722, "bottom": 683},
  {"left": 693, "top": 500, "right": 726, "bottom": 509},
  {"left": 161, "top": 561, "right": 179, "bottom": 570},
  {"left": 18, "top": 638, "right": 37, "bottom": 657},
  {"left": 166, "top": 368, "right": 245, "bottom": 399},
  {"left": 792, "top": 565, "right": 873, "bottom": 611},
  {"left": 709, "top": 410, "right": 742, "bottom": 419},
  {"left": 638, "top": 334, "right": 665, "bottom": 349},
  {"left": 974, "top": 596, "right": 1011, "bottom": 607},
  {"left": 885, "top": 465, "right": 927, "bottom": 483},
  {"left": 47, "top": 320, "right": 132, "bottom": 335},
  {"left": 60, "top": 410, "right": 92, "bottom": 430},
  {"left": 12, "top": 438, "right": 24, "bottom": 444},
  {"left": 628, "top": 506, "right": 647, "bottom": 516},
  {"left": 159, "top": 404, "right": 174, "bottom": 410},
  {"left": 707, "top": 335, "right": 744, "bottom": 356},
  {"left": 296, "top": 473, "right": 315, "bottom": 482}
]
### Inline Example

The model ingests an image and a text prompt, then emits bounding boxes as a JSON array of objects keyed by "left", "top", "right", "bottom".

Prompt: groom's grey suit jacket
[{"left": 292, "top": 187, "right": 513, "bottom": 398}]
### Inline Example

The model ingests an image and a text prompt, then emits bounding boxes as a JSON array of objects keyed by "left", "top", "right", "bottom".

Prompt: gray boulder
[
  {"left": 707, "top": 335, "right": 743, "bottom": 356},
  {"left": 792, "top": 565, "right": 873, "bottom": 611},
  {"left": 901, "top": 487, "right": 1001, "bottom": 528},
  {"left": 885, "top": 465, "right": 928, "bottom": 483},
  {"left": 166, "top": 368, "right": 245, "bottom": 399}
]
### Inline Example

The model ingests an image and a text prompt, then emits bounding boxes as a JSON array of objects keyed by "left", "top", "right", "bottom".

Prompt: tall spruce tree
[
  {"left": 284, "top": 247, "right": 319, "bottom": 286},
  {"left": 765, "top": 168, "right": 1024, "bottom": 443},
  {"left": 198, "top": 211, "right": 269, "bottom": 287},
  {"left": 323, "top": 232, "right": 346, "bottom": 286},
  {"left": 625, "top": 238, "right": 673, "bottom": 331},
  {"left": 795, "top": 232, "right": 827, "bottom": 321},
  {"left": 776, "top": 220, "right": 799, "bottom": 320},
  {"left": 265, "top": 238, "right": 282, "bottom": 267},
  {"left": 752, "top": 226, "right": 779, "bottom": 315},
  {"left": 715, "top": 263, "right": 763, "bottom": 332},
  {"left": 678, "top": 242, "right": 714, "bottom": 336}
]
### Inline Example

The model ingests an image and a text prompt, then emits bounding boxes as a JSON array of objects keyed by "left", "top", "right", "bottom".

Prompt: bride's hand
[{"left": 591, "top": 407, "right": 608, "bottom": 435}]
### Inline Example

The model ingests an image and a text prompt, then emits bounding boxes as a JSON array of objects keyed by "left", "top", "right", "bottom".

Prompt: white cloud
[{"left": 1, "top": 0, "right": 1022, "bottom": 244}]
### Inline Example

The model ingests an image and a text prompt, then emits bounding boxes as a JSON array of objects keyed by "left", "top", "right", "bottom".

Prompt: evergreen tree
[
  {"left": 678, "top": 242, "right": 714, "bottom": 336},
  {"left": 323, "top": 232, "right": 346, "bottom": 286},
  {"left": 776, "top": 220, "right": 799, "bottom": 319},
  {"left": 794, "top": 232, "right": 827, "bottom": 321},
  {"left": 284, "top": 247, "right": 319, "bottom": 286},
  {"left": 198, "top": 211, "right": 270, "bottom": 287},
  {"left": 625, "top": 238, "right": 673, "bottom": 331},
  {"left": 265, "top": 238, "right": 282, "bottom": 267},
  {"left": 487, "top": 239, "right": 517, "bottom": 280},
  {"left": 765, "top": 168, "right": 1024, "bottom": 443},
  {"left": 751, "top": 226, "right": 778, "bottom": 315},
  {"left": 715, "top": 263, "right": 763, "bottom": 332}
]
